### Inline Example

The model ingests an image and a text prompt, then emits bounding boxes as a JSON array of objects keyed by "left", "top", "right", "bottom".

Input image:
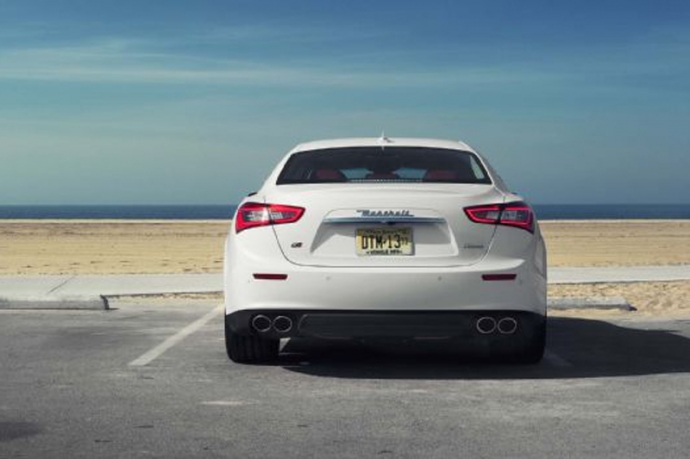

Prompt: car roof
[{"left": 290, "top": 137, "right": 476, "bottom": 154}]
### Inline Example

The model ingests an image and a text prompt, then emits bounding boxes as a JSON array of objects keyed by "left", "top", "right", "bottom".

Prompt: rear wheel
[{"left": 225, "top": 316, "right": 279, "bottom": 363}]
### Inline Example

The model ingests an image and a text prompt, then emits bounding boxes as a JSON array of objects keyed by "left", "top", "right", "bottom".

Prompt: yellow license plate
[{"left": 356, "top": 228, "right": 414, "bottom": 256}]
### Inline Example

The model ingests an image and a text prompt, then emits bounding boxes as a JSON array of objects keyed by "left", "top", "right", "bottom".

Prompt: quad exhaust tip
[
  {"left": 476, "top": 316, "right": 497, "bottom": 334},
  {"left": 497, "top": 317, "right": 518, "bottom": 334},
  {"left": 273, "top": 316, "right": 293, "bottom": 333},
  {"left": 252, "top": 314, "right": 294, "bottom": 334},
  {"left": 251, "top": 315, "right": 272, "bottom": 333},
  {"left": 475, "top": 316, "right": 518, "bottom": 335}
]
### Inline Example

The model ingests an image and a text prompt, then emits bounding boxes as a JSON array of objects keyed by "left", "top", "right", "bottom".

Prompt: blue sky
[{"left": 1, "top": 0, "right": 688, "bottom": 205}]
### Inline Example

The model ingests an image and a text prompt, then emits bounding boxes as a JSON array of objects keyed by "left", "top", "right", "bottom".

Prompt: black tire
[
  {"left": 225, "top": 317, "right": 279, "bottom": 364},
  {"left": 516, "top": 319, "right": 546, "bottom": 364}
]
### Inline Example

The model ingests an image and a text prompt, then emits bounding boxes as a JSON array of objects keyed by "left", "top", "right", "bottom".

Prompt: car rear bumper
[
  {"left": 225, "top": 260, "right": 546, "bottom": 316},
  {"left": 226, "top": 309, "right": 545, "bottom": 341}
]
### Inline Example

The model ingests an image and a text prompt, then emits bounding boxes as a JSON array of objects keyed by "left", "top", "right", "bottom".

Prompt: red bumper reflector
[
  {"left": 253, "top": 273, "right": 288, "bottom": 280},
  {"left": 482, "top": 274, "right": 517, "bottom": 281}
]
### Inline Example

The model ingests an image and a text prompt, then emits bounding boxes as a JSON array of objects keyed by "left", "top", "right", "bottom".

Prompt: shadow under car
[{"left": 275, "top": 317, "right": 690, "bottom": 380}]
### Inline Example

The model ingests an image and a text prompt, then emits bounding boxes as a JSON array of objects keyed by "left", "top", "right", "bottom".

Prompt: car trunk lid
[{"left": 266, "top": 183, "right": 503, "bottom": 267}]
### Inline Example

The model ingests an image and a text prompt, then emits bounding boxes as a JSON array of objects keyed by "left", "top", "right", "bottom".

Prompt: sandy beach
[
  {"left": 1, "top": 219, "right": 688, "bottom": 275},
  {"left": 1, "top": 219, "right": 688, "bottom": 314},
  {"left": 0, "top": 219, "right": 229, "bottom": 275},
  {"left": 540, "top": 220, "right": 690, "bottom": 267}
]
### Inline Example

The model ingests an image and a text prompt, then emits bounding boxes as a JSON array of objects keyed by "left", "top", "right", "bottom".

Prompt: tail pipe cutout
[
  {"left": 250, "top": 314, "right": 294, "bottom": 334},
  {"left": 475, "top": 316, "right": 518, "bottom": 335}
]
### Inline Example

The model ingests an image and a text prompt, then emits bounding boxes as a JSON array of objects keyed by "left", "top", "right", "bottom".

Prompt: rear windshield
[{"left": 277, "top": 147, "right": 492, "bottom": 185}]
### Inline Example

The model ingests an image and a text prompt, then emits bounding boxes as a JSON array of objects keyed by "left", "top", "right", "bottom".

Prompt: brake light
[
  {"left": 464, "top": 201, "right": 534, "bottom": 233},
  {"left": 235, "top": 202, "right": 305, "bottom": 233},
  {"left": 464, "top": 205, "right": 502, "bottom": 224},
  {"left": 499, "top": 202, "right": 534, "bottom": 232}
]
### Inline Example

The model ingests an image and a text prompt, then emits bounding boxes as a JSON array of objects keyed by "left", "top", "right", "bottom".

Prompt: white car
[{"left": 224, "top": 137, "right": 547, "bottom": 363}]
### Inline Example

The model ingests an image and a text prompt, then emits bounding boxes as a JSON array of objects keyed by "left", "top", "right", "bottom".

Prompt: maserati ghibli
[{"left": 224, "top": 137, "right": 547, "bottom": 363}]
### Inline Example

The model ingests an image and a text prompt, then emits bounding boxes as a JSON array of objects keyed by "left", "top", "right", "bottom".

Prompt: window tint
[{"left": 277, "top": 147, "right": 492, "bottom": 185}]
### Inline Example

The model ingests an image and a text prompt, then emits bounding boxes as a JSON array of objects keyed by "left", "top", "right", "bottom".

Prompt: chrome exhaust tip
[
  {"left": 497, "top": 317, "right": 518, "bottom": 335},
  {"left": 251, "top": 315, "right": 272, "bottom": 333},
  {"left": 476, "top": 316, "right": 497, "bottom": 334},
  {"left": 273, "top": 315, "right": 293, "bottom": 333}
]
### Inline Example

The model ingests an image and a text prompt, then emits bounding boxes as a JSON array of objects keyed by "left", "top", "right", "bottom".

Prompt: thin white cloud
[
  {"left": 0, "top": 38, "right": 561, "bottom": 88},
  {"left": 0, "top": 29, "right": 687, "bottom": 90},
  {"left": 187, "top": 24, "right": 386, "bottom": 44}
]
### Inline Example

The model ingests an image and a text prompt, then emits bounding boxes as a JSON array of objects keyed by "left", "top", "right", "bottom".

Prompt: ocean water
[
  {"left": 0, "top": 205, "right": 235, "bottom": 220},
  {"left": 533, "top": 204, "right": 690, "bottom": 220},
  {"left": 0, "top": 204, "right": 689, "bottom": 220}
]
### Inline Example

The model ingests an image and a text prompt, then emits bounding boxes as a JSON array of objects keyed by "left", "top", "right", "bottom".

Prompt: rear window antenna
[{"left": 377, "top": 131, "right": 391, "bottom": 150}]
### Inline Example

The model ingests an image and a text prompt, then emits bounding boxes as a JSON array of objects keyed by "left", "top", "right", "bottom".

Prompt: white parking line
[
  {"left": 543, "top": 349, "right": 573, "bottom": 368},
  {"left": 129, "top": 304, "right": 224, "bottom": 367}
]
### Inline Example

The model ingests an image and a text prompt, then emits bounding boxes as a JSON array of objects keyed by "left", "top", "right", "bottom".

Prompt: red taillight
[
  {"left": 464, "top": 201, "right": 534, "bottom": 233},
  {"left": 235, "top": 202, "right": 305, "bottom": 233},
  {"left": 499, "top": 202, "right": 534, "bottom": 232},
  {"left": 464, "top": 205, "right": 502, "bottom": 224}
]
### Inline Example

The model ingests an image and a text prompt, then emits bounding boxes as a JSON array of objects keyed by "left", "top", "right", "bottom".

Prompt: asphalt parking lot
[{"left": 2, "top": 300, "right": 690, "bottom": 458}]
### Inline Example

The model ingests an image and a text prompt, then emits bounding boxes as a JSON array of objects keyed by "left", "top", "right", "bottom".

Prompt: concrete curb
[
  {"left": 1, "top": 293, "right": 631, "bottom": 312},
  {"left": 0, "top": 295, "right": 109, "bottom": 311},
  {"left": 548, "top": 296, "right": 633, "bottom": 311},
  {"left": 549, "top": 265, "right": 690, "bottom": 284}
]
